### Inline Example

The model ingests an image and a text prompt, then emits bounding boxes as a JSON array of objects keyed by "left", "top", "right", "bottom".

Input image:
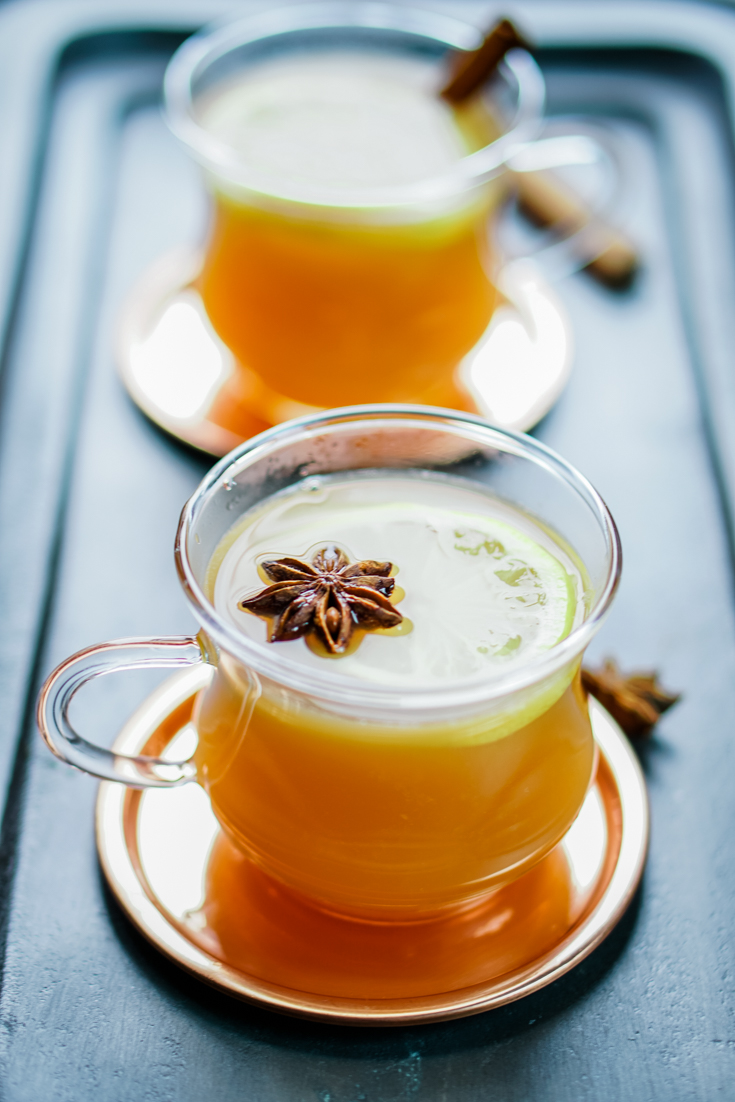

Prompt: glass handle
[{"left": 36, "top": 637, "right": 204, "bottom": 787}]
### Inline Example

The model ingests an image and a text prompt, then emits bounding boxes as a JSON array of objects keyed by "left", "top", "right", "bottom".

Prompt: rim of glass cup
[
  {"left": 163, "top": 2, "right": 545, "bottom": 210},
  {"left": 175, "top": 405, "right": 622, "bottom": 715}
]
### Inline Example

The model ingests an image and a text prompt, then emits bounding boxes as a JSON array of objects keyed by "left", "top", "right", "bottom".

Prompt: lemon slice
[
  {"left": 215, "top": 483, "right": 582, "bottom": 690},
  {"left": 444, "top": 508, "right": 579, "bottom": 655}
]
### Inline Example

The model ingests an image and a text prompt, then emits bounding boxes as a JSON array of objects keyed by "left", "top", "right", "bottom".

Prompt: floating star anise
[
  {"left": 238, "top": 544, "right": 403, "bottom": 655},
  {"left": 582, "top": 659, "right": 681, "bottom": 740}
]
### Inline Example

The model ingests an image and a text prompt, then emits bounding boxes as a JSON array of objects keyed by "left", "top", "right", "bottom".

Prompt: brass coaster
[
  {"left": 96, "top": 666, "right": 647, "bottom": 1026},
  {"left": 116, "top": 249, "right": 573, "bottom": 457}
]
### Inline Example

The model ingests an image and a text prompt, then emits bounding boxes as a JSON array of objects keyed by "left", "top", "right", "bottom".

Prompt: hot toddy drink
[{"left": 194, "top": 471, "right": 594, "bottom": 918}]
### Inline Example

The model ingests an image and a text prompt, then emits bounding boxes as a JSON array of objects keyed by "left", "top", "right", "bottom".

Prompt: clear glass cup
[
  {"left": 38, "top": 406, "right": 620, "bottom": 921},
  {"left": 163, "top": 3, "right": 546, "bottom": 414}
]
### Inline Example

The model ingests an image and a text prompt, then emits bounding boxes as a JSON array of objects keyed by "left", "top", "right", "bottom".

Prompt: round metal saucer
[
  {"left": 96, "top": 666, "right": 647, "bottom": 1026},
  {"left": 116, "top": 248, "right": 573, "bottom": 457}
]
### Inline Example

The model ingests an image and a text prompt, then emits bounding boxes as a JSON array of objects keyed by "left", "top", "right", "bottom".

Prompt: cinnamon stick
[
  {"left": 440, "top": 19, "right": 531, "bottom": 104},
  {"left": 515, "top": 171, "right": 639, "bottom": 289},
  {"left": 440, "top": 18, "right": 639, "bottom": 289}
]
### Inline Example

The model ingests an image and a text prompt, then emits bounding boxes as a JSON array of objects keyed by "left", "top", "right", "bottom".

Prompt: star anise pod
[
  {"left": 238, "top": 544, "right": 403, "bottom": 655},
  {"left": 582, "top": 659, "right": 680, "bottom": 740}
]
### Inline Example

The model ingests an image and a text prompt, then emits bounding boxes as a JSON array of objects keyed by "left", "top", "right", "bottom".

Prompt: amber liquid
[
  {"left": 195, "top": 53, "right": 501, "bottom": 414},
  {"left": 194, "top": 658, "right": 593, "bottom": 919},
  {"left": 196, "top": 474, "right": 594, "bottom": 920},
  {"left": 194, "top": 830, "right": 578, "bottom": 998},
  {"left": 200, "top": 200, "right": 497, "bottom": 410}
]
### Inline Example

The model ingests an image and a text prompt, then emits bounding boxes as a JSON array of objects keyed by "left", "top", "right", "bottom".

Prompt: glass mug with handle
[
  {"left": 163, "top": 4, "right": 609, "bottom": 424},
  {"left": 38, "top": 407, "right": 621, "bottom": 920}
]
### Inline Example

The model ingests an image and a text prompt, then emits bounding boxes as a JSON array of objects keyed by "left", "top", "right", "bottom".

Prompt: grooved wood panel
[{"left": 0, "top": 3, "right": 734, "bottom": 1099}]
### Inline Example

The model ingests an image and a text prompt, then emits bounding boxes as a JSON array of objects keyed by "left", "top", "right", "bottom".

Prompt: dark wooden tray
[{"left": 0, "top": 2, "right": 734, "bottom": 1098}]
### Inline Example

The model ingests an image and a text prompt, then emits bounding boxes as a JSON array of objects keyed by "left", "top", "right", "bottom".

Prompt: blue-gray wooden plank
[
  {"left": 0, "top": 40, "right": 732, "bottom": 1101},
  {"left": 1, "top": 2, "right": 735, "bottom": 1099}
]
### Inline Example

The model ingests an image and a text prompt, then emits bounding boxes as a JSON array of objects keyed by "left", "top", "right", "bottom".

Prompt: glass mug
[
  {"left": 163, "top": 4, "right": 548, "bottom": 416},
  {"left": 37, "top": 407, "right": 621, "bottom": 920}
]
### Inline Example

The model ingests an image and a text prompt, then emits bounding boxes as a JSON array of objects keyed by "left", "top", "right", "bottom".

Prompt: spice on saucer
[
  {"left": 238, "top": 544, "right": 403, "bottom": 654},
  {"left": 582, "top": 659, "right": 680, "bottom": 739}
]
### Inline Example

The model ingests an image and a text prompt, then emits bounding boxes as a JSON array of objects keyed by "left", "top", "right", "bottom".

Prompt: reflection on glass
[
  {"left": 561, "top": 786, "right": 608, "bottom": 894},
  {"left": 130, "top": 292, "right": 233, "bottom": 421},
  {"left": 138, "top": 725, "right": 218, "bottom": 919},
  {"left": 461, "top": 258, "right": 571, "bottom": 429}
]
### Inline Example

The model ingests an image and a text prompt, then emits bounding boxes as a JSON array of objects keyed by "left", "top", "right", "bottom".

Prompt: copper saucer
[
  {"left": 96, "top": 666, "right": 647, "bottom": 1026},
  {"left": 116, "top": 249, "right": 573, "bottom": 457}
]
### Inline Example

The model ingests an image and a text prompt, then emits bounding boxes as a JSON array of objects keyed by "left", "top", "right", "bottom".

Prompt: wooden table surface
[{"left": 0, "top": 1, "right": 734, "bottom": 1098}]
